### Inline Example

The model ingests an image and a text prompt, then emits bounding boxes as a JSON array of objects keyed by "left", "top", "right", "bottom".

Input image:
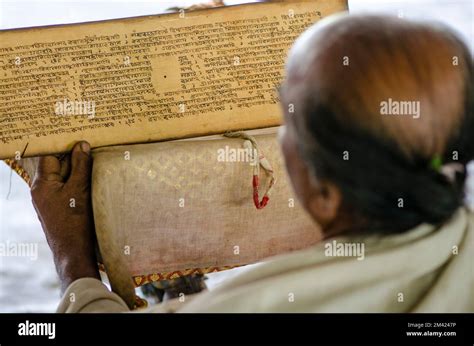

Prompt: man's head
[{"left": 279, "top": 14, "right": 474, "bottom": 236}]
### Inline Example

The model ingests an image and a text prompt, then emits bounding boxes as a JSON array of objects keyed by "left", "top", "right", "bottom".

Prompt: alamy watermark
[
  {"left": 217, "top": 145, "right": 258, "bottom": 165},
  {"left": 324, "top": 240, "right": 365, "bottom": 261},
  {"left": 54, "top": 98, "right": 96, "bottom": 119},
  {"left": 380, "top": 98, "right": 420, "bottom": 119},
  {"left": 0, "top": 240, "right": 38, "bottom": 261},
  {"left": 18, "top": 321, "right": 55, "bottom": 339}
]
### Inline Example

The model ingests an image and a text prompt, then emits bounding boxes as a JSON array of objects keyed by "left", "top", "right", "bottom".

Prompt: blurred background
[{"left": 0, "top": 0, "right": 473, "bottom": 312}]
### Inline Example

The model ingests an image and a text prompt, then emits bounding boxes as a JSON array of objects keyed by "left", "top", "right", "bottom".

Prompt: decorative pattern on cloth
[
  {"left": 91, "top": 127, "right": 320, "bottom": 307},
  {"left": 97, "top": 263, "right": 238, "bottom": 287},
  {"left": 132, "top": 265, "right": 239, "bottom": 287}
]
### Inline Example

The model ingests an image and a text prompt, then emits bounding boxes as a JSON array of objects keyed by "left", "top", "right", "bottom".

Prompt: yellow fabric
[
  {"left": 57, "top": 208, "right": 474, "bottom": 313},
  {"left": 90, "top": 128, "right": 320, "bottom": 306}
]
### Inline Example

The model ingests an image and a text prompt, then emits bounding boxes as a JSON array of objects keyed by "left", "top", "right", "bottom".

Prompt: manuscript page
[{"left": 0, "top": 0, "right": 348, "bottom": 159}]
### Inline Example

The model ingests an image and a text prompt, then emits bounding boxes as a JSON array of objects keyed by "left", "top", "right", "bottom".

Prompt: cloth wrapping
[{"left": 91, "top": 127, "right": 320, "bottom": 306}]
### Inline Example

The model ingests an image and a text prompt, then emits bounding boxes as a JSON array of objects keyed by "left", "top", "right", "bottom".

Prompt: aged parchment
[{"left": 0, "top": 0, "right": 347, "bottom": 159}]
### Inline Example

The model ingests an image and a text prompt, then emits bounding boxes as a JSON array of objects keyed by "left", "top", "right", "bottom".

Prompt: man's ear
[
  {"left": 292, "top": 155, "right": 342, "bottom": 229},
  {"left": 279, "top": 125, "right": 342, "bottom": 229},
  {"left": 306, "top": 178, "right": 342, "bottom": 228}
]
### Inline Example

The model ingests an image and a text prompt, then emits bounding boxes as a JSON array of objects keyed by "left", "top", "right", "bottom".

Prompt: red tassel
[{"left": 252, "top": 175, "right": 269, "bottom": 209}]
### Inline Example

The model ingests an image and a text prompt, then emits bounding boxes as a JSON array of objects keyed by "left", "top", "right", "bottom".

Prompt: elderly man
[{"left": 31, "top": 13, "right": 474, "bottom": 313}]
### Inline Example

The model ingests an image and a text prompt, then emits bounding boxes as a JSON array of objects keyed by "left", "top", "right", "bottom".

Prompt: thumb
[{"left": 67, "top": 141, "right": 92, "bottom": 186}]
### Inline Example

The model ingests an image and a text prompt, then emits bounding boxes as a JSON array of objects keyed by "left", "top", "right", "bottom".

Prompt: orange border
[{"left": 131, "top": 266, "right": 239, "bottom": 287}]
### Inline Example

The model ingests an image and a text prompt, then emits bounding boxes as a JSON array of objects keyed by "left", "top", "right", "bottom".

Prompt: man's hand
[{"left": 31, "top": 141, "right": 100, "bottom": 293}]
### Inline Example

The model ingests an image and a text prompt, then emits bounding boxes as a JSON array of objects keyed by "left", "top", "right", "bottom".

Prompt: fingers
[
  {"left": 67, "top": 141, "right": 92, "bottom": 186},
  {"left": 31, "top": 141, "right": 92, "bottom": 189},
  {"left": 59, "top": 154, "right": 71, "bottom": 181},
  {"left": 35, "top": 156, "right": 63, "bottom": 183}
]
